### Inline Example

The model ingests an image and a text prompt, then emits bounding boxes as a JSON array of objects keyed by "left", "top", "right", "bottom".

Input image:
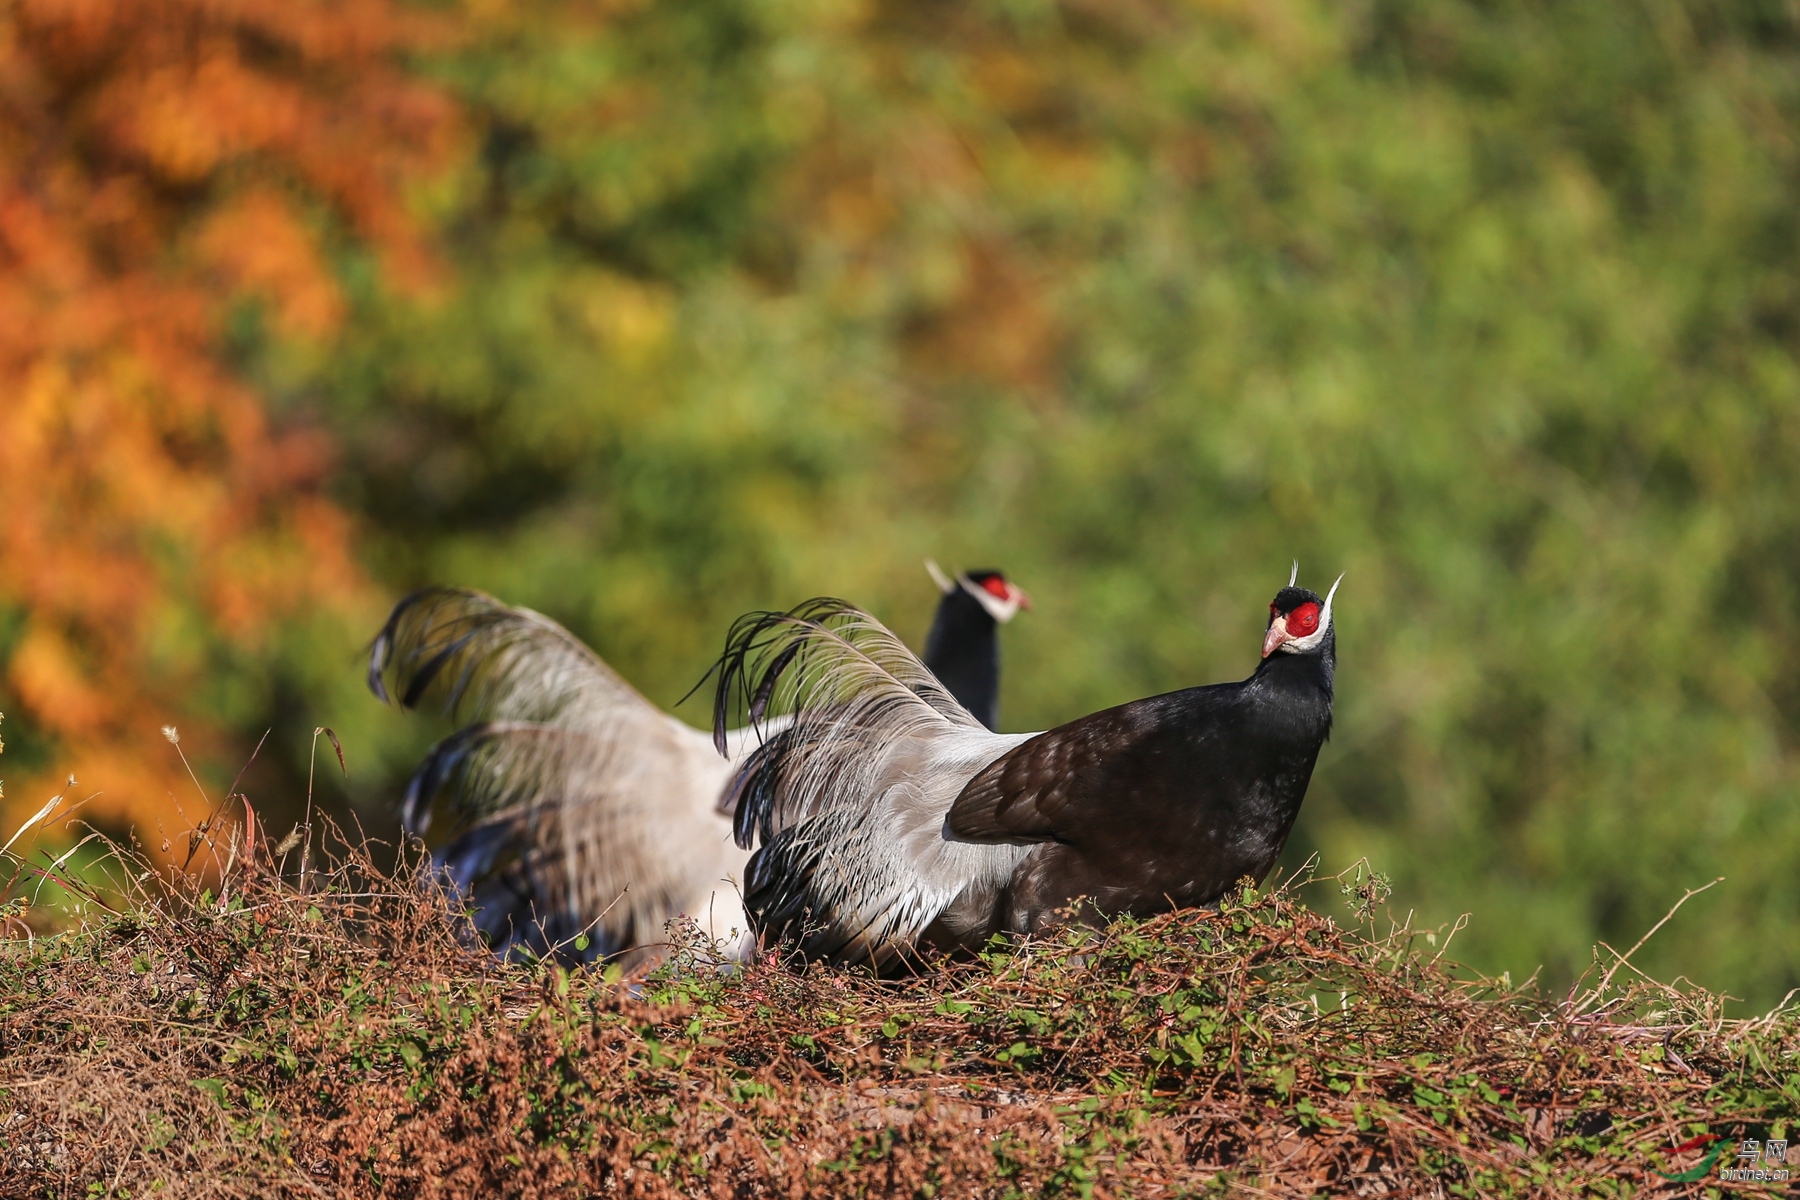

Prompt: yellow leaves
[
  {"left": 9, "top": 627, "right": 112, "bottom": 740},
  {"left": 969, "top": 47, "right": 1044, "bottom": 117},
  {"left": 199, "top": 190, "right": 345, "bottom": 338},
  {"left": 0, "top": 0, "right": 460, "bottom": 844},
  {"left": 205, "top": 495, "right": 362, "bottom": 642},
  {"left": 821, "top": 176, "right": 899, "bottom": 246},
  {"left": 35, "top": 734, "right": 203, "bottom": 836},
  {"left": 577, "top": 272, "right": 675, "bottom": 367},
  {"left": 105, "top": 58, "right": 239, "bottom": 183},
  {"left": 906, "top": 240, "right": 1060, "bottom": 391}
]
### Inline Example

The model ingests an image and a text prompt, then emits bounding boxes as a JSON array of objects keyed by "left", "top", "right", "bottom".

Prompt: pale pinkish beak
[
  {"left": 1009, "top": 584, "right": 1033, "bottom": 611},
  {"left": 1261, "top": 614, "right": 1289, "bottom": 659}
]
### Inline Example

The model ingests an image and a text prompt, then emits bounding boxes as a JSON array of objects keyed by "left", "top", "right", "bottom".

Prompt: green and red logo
[{"left": 1657, "top": 1133, "right": 1726, "bottom": 1182}]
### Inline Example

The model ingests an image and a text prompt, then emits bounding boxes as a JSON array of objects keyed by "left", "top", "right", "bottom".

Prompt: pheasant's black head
[
  {"left": 1262, "top": 571, "right": 1341, "bottom": 659},
  {"left": 955, "top": 569, "right": 1031, "bottom": 624}
]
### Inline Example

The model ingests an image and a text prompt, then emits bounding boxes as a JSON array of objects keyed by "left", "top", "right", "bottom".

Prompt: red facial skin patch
[
  {"left": 981, "top": 576, "right": 1011, "bottom": 601},
  {"left": 1285, "top": 601, "right": 1321, "bottom": 638}
]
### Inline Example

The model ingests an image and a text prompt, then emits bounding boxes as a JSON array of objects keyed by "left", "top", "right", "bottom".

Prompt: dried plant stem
[{"left": 1572, "top": 876, "right": 1725, "bottom": 1016}]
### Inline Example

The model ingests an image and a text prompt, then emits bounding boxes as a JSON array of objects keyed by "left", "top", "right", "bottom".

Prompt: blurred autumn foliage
[
  {"left": 0, "top": 0, "right": 454, "bottom": 828},
  {"left": 4, "top": 0, "right": 1800, "bottom": 1007}
]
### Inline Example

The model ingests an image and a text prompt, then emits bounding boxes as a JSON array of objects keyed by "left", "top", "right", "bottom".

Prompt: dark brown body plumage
[{"left": 947, "top": 628, "right": 1333, "bottom": 932}]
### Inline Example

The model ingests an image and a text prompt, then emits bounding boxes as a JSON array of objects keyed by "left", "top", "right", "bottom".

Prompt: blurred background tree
[
  {"left": 4, "top": 0, "right": 1798, "bottom": 1006},
  {"left": 0, "top": 0, "right": 455, "bottom": 835}
]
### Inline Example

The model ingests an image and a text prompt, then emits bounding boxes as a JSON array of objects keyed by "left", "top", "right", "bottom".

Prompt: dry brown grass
[{"left": 0, "top": 815, "right": 1794, "bottom": 1199}]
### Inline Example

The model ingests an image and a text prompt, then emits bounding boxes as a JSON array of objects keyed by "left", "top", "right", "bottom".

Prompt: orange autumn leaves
[{"left": 0, "top": 0, "right": 457, "bottom": 834}]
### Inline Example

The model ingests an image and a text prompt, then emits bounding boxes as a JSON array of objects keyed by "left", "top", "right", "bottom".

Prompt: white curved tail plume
[
  {"left": 370, "top": 589, "right": 752, "bottom": 962},
  {"left": 713, "top": 600, "right": 1029, "bottom": 968}
]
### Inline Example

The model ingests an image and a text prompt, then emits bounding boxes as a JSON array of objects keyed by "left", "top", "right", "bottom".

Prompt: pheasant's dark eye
[{"left": 1286, "top": 601, "right": 1321, "bottom": 638}]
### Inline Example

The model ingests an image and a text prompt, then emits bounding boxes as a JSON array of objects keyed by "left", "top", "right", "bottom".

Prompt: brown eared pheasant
[{"left": 717, "top": 564, "right": 1340, "bottom": 969}]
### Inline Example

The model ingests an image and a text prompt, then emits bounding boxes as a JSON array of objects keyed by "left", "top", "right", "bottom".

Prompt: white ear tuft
[
  {"left": 924, "top": 559, "right": 955, "bottom": 594},
  {"left": 1289, "top": 560, "right": 1299, "bottom": 588},
  {"left": 1319, "top": 572, "right": 1344, "bottom": 633}
]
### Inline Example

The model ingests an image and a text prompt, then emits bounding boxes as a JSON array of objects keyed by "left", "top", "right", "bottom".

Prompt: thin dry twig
[{"left": 1569, "top": 876, "right": 1725, "bottom": 1017}]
